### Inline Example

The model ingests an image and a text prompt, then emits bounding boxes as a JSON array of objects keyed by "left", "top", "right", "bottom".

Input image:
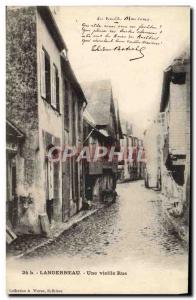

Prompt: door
[
  {"left": 6, "top": 157, "right": 17, "bottom": 227},
  {"left": 62, "top": 160, "right": 70, "bottom": 222},
  {"left": 46, "top": 158, "right": 54, "bottom": 223}
]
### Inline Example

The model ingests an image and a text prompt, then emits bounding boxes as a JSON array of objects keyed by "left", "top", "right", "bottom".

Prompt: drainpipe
[{"left": 83, "top": 129, "right": 95, "bottom": 145}]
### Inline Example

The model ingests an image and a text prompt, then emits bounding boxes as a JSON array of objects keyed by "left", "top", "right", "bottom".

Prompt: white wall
[{"left": 35, "top": 11, "right": 63, "bottom": 215}]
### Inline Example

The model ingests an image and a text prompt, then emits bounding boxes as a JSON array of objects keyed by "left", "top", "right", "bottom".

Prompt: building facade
[
  {"left": 118, "top": 121, "right": 145, "bottom": 182},
  {"left": 6, "top": 6, "right": 86, "bottom": 235},
  {"left": 159, "top": 52, "right": 190, "bottom": 223},
  {"left": 143, "top": 120, "right": 162, "bottom": 189},
  {"left": 82, "top": 81, "right": 122, "bottom": 203}
]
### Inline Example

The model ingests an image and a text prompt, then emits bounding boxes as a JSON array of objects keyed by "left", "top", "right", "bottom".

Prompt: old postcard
[{"left": 6, "top": 5, "right": 191, "bottom": 295}]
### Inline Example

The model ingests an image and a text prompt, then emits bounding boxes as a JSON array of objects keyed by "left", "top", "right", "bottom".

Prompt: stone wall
[
  {"left": 6, "top": 6, "right": 38, "bottom": 139},
  {"left": 6, "top": 7, "right": 41, "bottom": 233},
  {"left": 6, "top": 6, "right": 38, "bottom": 188}
]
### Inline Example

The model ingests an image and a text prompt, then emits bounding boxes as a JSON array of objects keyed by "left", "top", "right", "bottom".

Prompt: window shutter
[
  {"left": 51, "top": 65, "right": 57, "bottom": 109},
  {"left": 41, "top": 49, "right": 46, "bottom": 98},
  {"left": 51, "top": 65, "right": 56, "bottom": 108},
  {"left": 53, "top": 161, "right": 60, "bottom": 201},
  {"left": 49, "top": 160, "right": 54, "bottom": 199},
  {"left": 56, "top": 74, "right": 60, "bottom": 112}
]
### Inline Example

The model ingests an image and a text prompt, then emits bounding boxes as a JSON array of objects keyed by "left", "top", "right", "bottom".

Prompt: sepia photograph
[{"left": 6, "top": 5, "right": 191, "bottom": 295}]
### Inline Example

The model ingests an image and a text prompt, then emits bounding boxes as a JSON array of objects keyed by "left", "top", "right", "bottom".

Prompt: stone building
[
  {"left": 118, "top": 121, "right": 133, "bottom": 182},
  {"left": 159, "top": 53, "right": 190, "bottom": 196},
  {"left": 119, "top": 121, "right": 145, "bottom": 182},
  {"left": 6, "top": 6, "right": 87, "bottom": 235},
  {"left": 82, "top": 80, "right": 122, "bottom": 203},
  {"left": 158, "top": 51, "right": 190, "bottom": 239},
  {"left": 60, "top": 57, "right": 87, "bottom": 221}
]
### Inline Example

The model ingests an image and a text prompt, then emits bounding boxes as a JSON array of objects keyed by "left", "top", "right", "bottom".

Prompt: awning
[{"left": 99, "top": 129, "right": 109, "bottom": 137}]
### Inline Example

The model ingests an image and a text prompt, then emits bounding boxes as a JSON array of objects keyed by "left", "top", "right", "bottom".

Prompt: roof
[
  {"left": 160, "top": 53, "right": 190, "bottom": 112},
  {"left": 83, "top": 109, "right": 110, "bottom": 143},
  {"left": 81, "top": 80, "right": 112, "bottom": 126},
  {"left": 84, "top": 109, "right": 109, "bottom": 138},
  {"left": 37, "top": 7, "right": 87, "bottom": 104},
  {"left": 37, "top": 6, "right": 67, "bottom": 52},
  {"left": 99, "top": 129, "right": 109, "bottom": 137}
]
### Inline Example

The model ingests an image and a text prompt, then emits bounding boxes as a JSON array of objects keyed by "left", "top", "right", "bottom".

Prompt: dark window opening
[{"left": 171, "top": 165, "right": 185, "bottom": 186}]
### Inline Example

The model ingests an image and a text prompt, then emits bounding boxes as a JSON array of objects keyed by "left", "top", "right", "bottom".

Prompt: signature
[{"left": 91, "top": 45, "right": 146, "bottom": 61}]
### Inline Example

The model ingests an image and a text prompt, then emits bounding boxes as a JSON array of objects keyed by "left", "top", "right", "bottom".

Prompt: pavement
[
  {"left": 159, "top": 192, "right": 189, "bottom": 244},
  {"left": 7, "top": 181, "right": 188, "bottom": 294},
  {"left": 7, "top": 203, "right": 104, "bottom": 258},
  {"left": 14, "top": 181, "right": 187, "bottom": 260}
]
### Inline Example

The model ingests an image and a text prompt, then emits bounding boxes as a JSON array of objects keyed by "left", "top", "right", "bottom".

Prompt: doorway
[
  {"left": 6, "top": 156, "right": 18, "bottom": 227},
  {"left": 45, "top": 157, "right": 54, "bottom": 224}
]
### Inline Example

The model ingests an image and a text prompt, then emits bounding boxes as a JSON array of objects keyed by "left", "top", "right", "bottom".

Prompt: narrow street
[
  {"left": 7, "top": 181, "right": 188, "bottom": 294},
  {"left": 6, "top": 8, "right": 190, "bottom": 295},
  {"left": 23, "top": 181, "right": 187, "bottom": 262}
]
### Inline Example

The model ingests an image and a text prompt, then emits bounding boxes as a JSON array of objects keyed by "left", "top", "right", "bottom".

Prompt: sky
[{"left": 52, "top": 6, "right": 190, "bottom": 137}]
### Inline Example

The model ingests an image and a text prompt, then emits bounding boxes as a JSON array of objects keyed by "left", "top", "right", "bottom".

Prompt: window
[
  {"left": 41, "top": 49, "right": 60, "bottom": 112},
  {"left": 41, "top": 48, "right": 51, "bottom": 103},
  {"left": 51, "top": 64, "right": 60, "bottom": 111}
]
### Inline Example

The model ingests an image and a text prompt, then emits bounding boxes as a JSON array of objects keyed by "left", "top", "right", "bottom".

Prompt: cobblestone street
[
  {"left": 6, "top": 6, "right": 190, "bottom": 295},
  {"left": 7, "top": 181, "right": 188, "bottom": 294},
  {"left": 21, "top": 181, "right": 187, "bottom": 262}
]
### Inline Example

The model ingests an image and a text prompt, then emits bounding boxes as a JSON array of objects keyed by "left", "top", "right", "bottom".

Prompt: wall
[
  {"left": 6, "top": 7, "right": 42, "bottom": 233},
  {"left": 6, "top": 7, "right": 85, "bottom": 233},
  {"left": 6, "top": 6, "right": 38, "bottom": 185},
  {"left": 169, "top": 83, "right": 187, "bottom": 155},
  {"left": 61, "top": 65, "right": 85, "bottom": 217},
  {"left": 36, "top": 11, "right": 63, "bottom": 221}
]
